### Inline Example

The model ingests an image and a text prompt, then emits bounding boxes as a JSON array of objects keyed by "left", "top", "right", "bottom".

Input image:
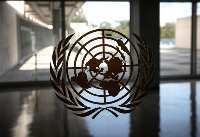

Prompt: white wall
[{"left": 176, "top": 16, "right": 200, "bottom": 49}]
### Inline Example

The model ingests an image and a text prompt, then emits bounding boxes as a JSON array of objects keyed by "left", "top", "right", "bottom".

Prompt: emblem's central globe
[{"left": 99, "top": 61, "right": 108, "bottom": 74}]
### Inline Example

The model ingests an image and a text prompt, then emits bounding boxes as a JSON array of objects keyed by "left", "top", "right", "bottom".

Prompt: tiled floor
[{"left": 0, "top": 81, "right": 199, "bottom": 137}]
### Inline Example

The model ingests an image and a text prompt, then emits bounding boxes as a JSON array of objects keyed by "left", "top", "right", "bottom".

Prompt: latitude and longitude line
[
  {"left": 77, "top": 81, "right": 131, "bottom": 104},
  {"left": 77, "top": 41, "right": 94, "bottom": 57},
  {"left": 78, "top": 71, "right": 101, "bottom": 95},
  {"left": 66, "top": 64, "right": 138, "bottom": 70},
  {"left": 66, "top": 30, "right": 139, "bottom": 104},
  {"left": 103, "top": 89, "right": 106, "bottom": 103},
  {"left": 102, "top": 30, "right": 106, "bottom": 59},
  {"left": 67, "top": 32, "right": 138, "bottom": 70}
]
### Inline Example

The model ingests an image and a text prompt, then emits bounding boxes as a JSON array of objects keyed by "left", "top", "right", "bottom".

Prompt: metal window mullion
[
  {"left": 61, "top": 0, "right": 66, "bottom": 82},
  {"left": 191, "top": 1, "right": 197, "bottom": 76}
]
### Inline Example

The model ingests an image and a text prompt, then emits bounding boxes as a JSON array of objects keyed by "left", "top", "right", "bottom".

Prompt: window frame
[{"left": 160, "top": 0, "right": 200, "bottom": 79}]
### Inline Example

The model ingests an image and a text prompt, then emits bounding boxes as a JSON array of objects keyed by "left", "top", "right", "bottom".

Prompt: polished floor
[{"left": 0, "top": 81, "right": 199, "bottom": 137}]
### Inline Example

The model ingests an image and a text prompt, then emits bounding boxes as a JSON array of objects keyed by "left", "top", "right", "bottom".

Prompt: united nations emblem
[{"left": 50, "top": 29, "right": 154, "bottom": 119}]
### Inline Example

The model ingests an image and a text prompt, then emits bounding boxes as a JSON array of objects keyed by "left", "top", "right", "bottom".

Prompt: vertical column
[
  {"left": 130, "top": 0, "right": 159, "bottom": 89},
  {"left": 191, "top": 1, "right": 197, "bottom": 76},
  {"left": 61, "top": 0, "right": 66, "bottom": 39},
  {"left": 61, "top": 0, "right": 66, "bottom": 83},
  {"left": 60, "top": 2, "right": 68, "bottom": 136},
  {"left": 52, "top": 9, "right": 61, "bottom": 47},
  {"left": 129, "top": 0, "right": 160, "bottom": 137}
]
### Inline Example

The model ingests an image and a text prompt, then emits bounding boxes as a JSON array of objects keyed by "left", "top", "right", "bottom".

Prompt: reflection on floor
[{"left": 0, "top": 81, "right": 199, "bottom": 137}]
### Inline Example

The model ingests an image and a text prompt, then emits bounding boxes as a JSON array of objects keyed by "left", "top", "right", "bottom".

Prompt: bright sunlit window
[{"left": 82, "top": 2, "right": 129, "bottom": 27}]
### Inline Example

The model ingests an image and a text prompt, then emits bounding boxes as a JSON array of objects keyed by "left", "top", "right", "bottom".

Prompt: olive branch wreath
[{"left": 50, "top": 32, "right": 155, "bottom": 119}]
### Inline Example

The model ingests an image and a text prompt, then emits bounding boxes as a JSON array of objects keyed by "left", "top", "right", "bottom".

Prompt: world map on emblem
[
  {"left": 50, "top": 29, "right": 155, "bottom": 118},
  {"left": 66, "top": 29, "right": 139, "bottom": 105}
]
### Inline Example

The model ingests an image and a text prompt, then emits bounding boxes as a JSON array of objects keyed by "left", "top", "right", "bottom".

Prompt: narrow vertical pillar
[
  {"left": 61, "top": 0, "right": 66, "bottom": 39},
  {"left": 61, "top": 0, "right": 66, "bottom": 83},
  {"left": 191, "top": 1, "right": 197, "bottom": 76},
  {"left": 60, "top": 2, "right": 68, "bottom": 136},
  {"left": 129, "top": 0, "right": 160, "bottom": 137},
  {"left": 130, "top": 0, "right": 159, "bottom": 89},
  {"left": 52, "top": 9, "right": 61, "bottom": 47}
]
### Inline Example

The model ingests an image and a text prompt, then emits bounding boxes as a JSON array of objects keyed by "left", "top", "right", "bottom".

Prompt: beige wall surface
[
  {"left": 197, "top": 16, "right": 200, "bottom": 50},
  {"left": 176, "top": 16, "right": 200, "bottom": 49}
]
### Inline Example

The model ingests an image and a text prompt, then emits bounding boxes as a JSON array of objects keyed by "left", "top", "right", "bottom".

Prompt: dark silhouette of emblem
[{"left": 50, "top": 29, "right": 155, "bottom": 119}]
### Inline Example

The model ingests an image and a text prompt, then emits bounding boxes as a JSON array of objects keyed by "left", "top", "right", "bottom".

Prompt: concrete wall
[
  {"left": 0, "top": 2, "right": 19, "bottom": 76},
  {"left": 176, "top": 16, "right": 200, "bottom": 49},
  {"left": 0, "top": 2, "right": 52, "bottom": 76}
]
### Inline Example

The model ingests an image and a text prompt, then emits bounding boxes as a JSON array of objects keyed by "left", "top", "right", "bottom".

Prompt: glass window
[
  {"left": 0, "top": 1, "right": 131, "bottom": 82},
  {"left": 80, "top": 2, "right": 130, "bottom": 38},
  {"left": 160, "top": 2, "right": 192, "bottom": 76}
]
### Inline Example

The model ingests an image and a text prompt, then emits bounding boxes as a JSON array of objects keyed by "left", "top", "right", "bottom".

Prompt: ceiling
[{"left": 25, "top": 1, "right": 85, "bottom": 25}]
